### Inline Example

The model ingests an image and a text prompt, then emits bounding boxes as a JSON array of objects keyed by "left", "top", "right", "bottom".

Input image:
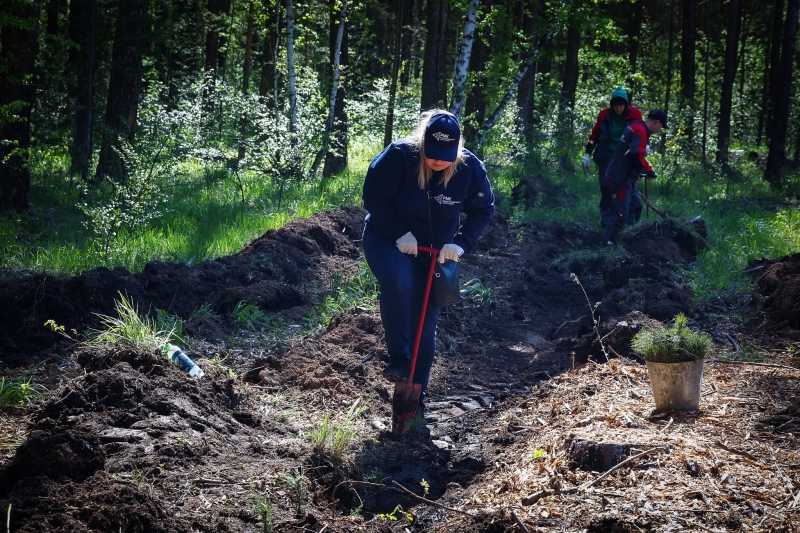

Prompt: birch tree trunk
[
  {"left": 287, "top": 0, "right": 297, "bottom": 132},
  {"left": 311, "top": 0, "right": 348, "bottom": 176},
  {"left": 449, "top": 0, "right": 480, "bottom": 119},
  {"left": 324, "top": 0, "right": 349, "bottom": 176},
  {"left": 475, "top": 30, "right": 553, "bottom": 151}
]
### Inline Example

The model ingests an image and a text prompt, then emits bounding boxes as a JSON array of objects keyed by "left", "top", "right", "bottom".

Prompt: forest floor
[{"left": 0, "top": 193, "right": 799, "bottom": 532}]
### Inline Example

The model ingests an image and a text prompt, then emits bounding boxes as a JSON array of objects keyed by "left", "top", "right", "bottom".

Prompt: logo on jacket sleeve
[{"left": 433, "top": 194, "right": 460, "bottom": 205}]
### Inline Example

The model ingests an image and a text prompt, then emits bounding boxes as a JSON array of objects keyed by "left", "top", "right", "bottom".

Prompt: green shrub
[
  {"left": 631, "top": 313, "right": 712, "bottom": 363},
  {"left": 0, "top": 373, "right": 45, "bottom": 406}
]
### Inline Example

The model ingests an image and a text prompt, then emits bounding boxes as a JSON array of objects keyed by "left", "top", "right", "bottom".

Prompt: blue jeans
[
  {"left": 612, "top": 186, "right": 643, "bottom": 239},
  {"left": 362, "top": 226, "right": 441, "bottom": 396}
]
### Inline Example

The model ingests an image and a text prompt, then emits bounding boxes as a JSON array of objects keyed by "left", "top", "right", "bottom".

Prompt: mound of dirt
[
  {"left": 756, "top": 253, "right": 800, "bottom": 330},
  {"left": 0, "top": 346, "right": 278, "bottom": 532},
  {"left": 0, "top": 207, "right": 366, "bottom": 361}
]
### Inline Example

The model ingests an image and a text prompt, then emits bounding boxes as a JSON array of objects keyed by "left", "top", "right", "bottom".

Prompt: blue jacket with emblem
[{"left": 362, "top": 140, "right": 495, "bottom": 253}]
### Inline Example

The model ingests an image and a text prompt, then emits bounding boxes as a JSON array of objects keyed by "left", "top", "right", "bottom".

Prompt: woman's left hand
[{"left": 439, "top": 243, "right": 464, "bottom": 263}]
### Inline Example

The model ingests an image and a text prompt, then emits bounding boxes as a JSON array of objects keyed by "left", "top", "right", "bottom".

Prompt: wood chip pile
[{"left": 446, "top": 358, "right": 800, "bottom": 532}]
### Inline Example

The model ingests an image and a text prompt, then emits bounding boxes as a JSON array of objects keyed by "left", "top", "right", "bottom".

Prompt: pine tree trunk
[
  {"left": 324, "top": 0, "right": 349, "bottom": 177},
  {"left": 238, "top": 1, "right": 255, "bottom": 160},
  {"left": 421, "top": 0, "right": 446, "bottom": 109},
  {"left": 766, "top": 0, "right": 785, "bottom": 145},
  {"left": 287, "top": 0, "right": 297, "bottom": 132},
  {"left": 203, "top": 0, "right": 232, "bottom": 114},
  {"left": 628, "top": 0, "right": 644, "bottom": 102},
  {"left": 716, "top": 0, "right": 741, "bottom": 167},
  {"left": 0, "top": 0, "right": 40, "bottom": 213},
  {"left": 559, "top": 17, "right": 580, "bottom": 168},
  {"left": 757, "top": 19, "right": 771, "bottom": 147},
  {"left": 384, "top": 0, "right": 405, "bottom": 147},
  {"left": 517, "top": 0, "right": 539, "bottom": 148},
  {"left": 94, "top": 0, "right": 149, "bottom": 183},
  {"left": 449, "top": 0, "right": 480, "bottom": 119},
  {"left": 765, "top": 0, "right": 800, "bottom": 184},
  {"left": 68, "top": 0, "right": 96, "bottom": 181},
  {"left": 259, "top": 6, "right": 281, "bottom": 111},
  {"left": 680, "top": 0, "right": 697, "bottom": 142},
  {"left": 661, "top": 0, "right": 676, "bottom": 153},
  {"left": 46, "top": 0, "right": 61, "bottom": 36}
]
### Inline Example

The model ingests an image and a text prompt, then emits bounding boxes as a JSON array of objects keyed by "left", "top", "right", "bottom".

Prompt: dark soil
[{"left": 0, "top": 204, "right": 798, "bottom": 532}]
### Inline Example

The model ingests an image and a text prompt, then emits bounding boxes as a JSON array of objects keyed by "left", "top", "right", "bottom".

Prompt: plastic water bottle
[{"left": 165, "top": 344, "right": 204, "bottom": 378}]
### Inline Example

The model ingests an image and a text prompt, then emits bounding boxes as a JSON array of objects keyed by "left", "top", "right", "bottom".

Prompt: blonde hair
[{"left": 406, "top": 109, "right": 466, "bottom": 190}]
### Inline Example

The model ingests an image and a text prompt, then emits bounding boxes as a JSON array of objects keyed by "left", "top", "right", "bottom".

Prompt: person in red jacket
[
  {"left": 581, "top": 87, "right": 643, "bottom": 245},
  {"left": 603, "top": 109, "right": 668, "bottom": 243}
]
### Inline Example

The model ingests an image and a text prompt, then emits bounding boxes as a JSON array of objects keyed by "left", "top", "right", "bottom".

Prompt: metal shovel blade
[{"left": 392, "top": 380, "right": 421, "bottom": 436}]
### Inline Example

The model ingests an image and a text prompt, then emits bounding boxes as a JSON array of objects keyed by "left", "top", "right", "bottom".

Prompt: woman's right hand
[{"left": 395, "top": 232, "right": 418, "bottom": 256}]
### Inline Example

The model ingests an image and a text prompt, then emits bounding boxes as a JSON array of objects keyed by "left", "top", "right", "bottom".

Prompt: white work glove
[
  {"left": 645, "top": 144, "right": 653, "bottom": 156},
  {"left": 439, "top": 243, "right": 464, "bottom": 263},
  {"left": 580, "top": 153, "right": 591, "bottom": 171},
  {"left": 395, "top": 231, "right": 417, "bottom": 255}
]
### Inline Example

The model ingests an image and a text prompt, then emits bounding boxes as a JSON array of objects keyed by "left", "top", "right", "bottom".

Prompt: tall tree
[
  {"left": 517, "top": 0, "right": 539, "bottom": 147},
  {"left": 312, "top": 0, "right": 348, "bottom": 175},
  {"left": 238, "top": 1, "right": 255, "bottom": 160},
  {"left": 203, "top": 0, "right": 232, "bottom": 113},
  {"left": 558, "top": 6, "right": 581, "bottom": 167},
  {"left": 94, "top": 0, "right": 149, "bottom": 182},
  {"left": 258, "top": 2, "right": 281, "bottom": 111},
  {"left": 68, "top": 0, "right": 96, "bottom": 181},
  {"left": 384, "top": 0, "right": 406, "bottom": 146},
  {"left": 449, "top": 0, "right": 480, "bottom": 119},
  {"left": 324, "top": 0, "right": 349, "bottom": 176},
  {"left": 661, "top": 0, "right": 676, "bottom": 153},
  {"left": 680, "top": 0, "right": 697, "bottom": 142},
  {"left": 421, "top": 0, "right": 448, "bottom": 110},
  {"left": 766, "top": 0, "right": 785, "bottom": 145},
  {"left": 765, "top": 0, "right": 800, "bottom": 184},
  {"left": 716, "top": 0, "right": 742, "bottom": 167},
  {"left": 628, "top": 0, "right": 645, "bottom": 101},
  {"left": 287, "top": 0, "right": 297, "bottom": 132},
  {"left": 0, "top": 0, "right": 40, "bottom": 213}
]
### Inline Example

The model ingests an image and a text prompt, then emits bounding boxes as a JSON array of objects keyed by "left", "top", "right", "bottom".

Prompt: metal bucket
[{"left": 646, "top": 359, "right": 704, "bottom": 411}]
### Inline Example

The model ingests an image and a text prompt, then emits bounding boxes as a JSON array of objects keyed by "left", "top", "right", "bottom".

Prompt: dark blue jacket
[
  {"left": 362, "top": 140, "right": 495, "bottom": 253},
  {"left": 602, "top": 119, "right": 653, "bottom": 189}
]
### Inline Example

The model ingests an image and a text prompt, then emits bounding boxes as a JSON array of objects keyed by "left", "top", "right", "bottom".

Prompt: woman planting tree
[{"left": 362, "top": 110, "right": 494, "bottom": 423}]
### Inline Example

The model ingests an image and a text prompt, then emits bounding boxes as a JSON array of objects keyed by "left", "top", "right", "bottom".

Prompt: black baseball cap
[
  {"left": 648, "top": 109, "right": 669, "bottom": 129},
  {"left": 424, "top": 111, "right": 461, "bottom": 162}
]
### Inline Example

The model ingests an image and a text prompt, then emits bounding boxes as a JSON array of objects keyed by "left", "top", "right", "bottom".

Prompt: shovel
[{"left": 392, "top": 245, "right": 439, "bottom": 436}]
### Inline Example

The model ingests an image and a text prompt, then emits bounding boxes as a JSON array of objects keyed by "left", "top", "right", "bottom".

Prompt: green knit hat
[{"left": 610, "top": 86, "right": 629, "bottom": 105}]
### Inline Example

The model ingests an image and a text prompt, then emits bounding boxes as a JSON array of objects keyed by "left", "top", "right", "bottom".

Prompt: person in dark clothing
[
  {"left": 362, "top": 109, "right": 494, "bottom": 422},
  {"left": 581, "top": 87, "right": 643, "bottom": 244},
  {"left": 603, "top": 109, "right": 667, "bottom": 243}
]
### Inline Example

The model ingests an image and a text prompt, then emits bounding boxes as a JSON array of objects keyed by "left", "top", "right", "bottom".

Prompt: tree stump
[{"left": 568, "top": 439, "right": 630, "bottom": 472}]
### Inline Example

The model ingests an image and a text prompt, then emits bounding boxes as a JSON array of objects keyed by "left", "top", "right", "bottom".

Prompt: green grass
[
  {"left": 3, "top": 132, "right": 800, "bottom": 307},
  {"left": 309, "top": 397, "right": 366, "bottom": 460},
  {"left": 0, "top": 373, "right": 46, "bottom": 406},
  {"left": 90, "top": 292, "right": 173, "bottom": 351},
  {"left": 302, "top": 263, "right": 378, "bottom": 334},
  {"left": 0, "top": 138, "right": 381, "bottom": 276}
]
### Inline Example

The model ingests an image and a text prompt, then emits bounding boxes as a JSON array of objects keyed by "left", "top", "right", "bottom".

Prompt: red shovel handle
[{"left": 404, "top": 246, "right": 439, "bottom": 399}]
